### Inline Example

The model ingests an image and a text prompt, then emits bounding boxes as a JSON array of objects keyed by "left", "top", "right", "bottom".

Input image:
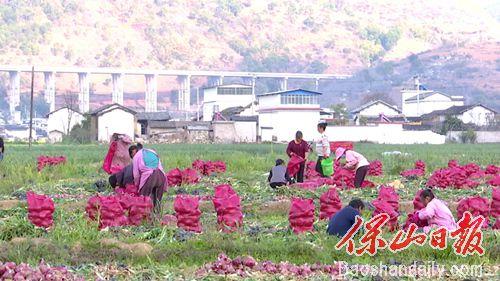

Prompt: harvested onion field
[{"left": 0, "top": 143, "right": 499, "bottom": 280}]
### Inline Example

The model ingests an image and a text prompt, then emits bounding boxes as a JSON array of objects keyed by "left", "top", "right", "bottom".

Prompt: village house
[
  {"left": 46, "top": 107, "right": 85, "bottom": 143},
  {"left": 136, "top": 112, "right": 171, "bottom": 138},
  {"left": 145, "top": 121, "right": 212, "bottom": 144},
  {"left": 351, "top": 100, "right": 406, "bottom": 125},
  {"left": 217, "top": 102, "right": 259, "bottom": 142},
  {"left": 420, "top": 104, "right": 497, "bottom": 127},
  {"left": 258, "top": 89, "right": 322, "bottom": 142},
  {"left": 401, "top": 79, "right": 464, "bottom": 117},
  {"left": 2, "top": 125, "right": 36, "bottom": 141},
  {"left": 90, "top": 104, "right": 137, "bottom": 142},
  {"left": 320, "top": 108, "right": 335, "bottom": 120},
  {"left": 202, "top": 84, "right": 254, "bottom": 121},
  {"left": 48, "top": 130, "right": 64, "bottom": 143}
]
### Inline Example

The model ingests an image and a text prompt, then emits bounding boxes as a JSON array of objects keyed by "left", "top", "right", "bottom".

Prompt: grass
[{"left": 0, "top": 143, "right": 499, "bottom": 280}]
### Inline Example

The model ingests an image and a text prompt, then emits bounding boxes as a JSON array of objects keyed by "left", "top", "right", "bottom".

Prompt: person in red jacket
[{"left": 286, "top": 131, "right": 310, "bottom": 183}]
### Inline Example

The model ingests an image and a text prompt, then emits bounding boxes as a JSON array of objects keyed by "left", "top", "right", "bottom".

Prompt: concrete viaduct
[{"left": 0, "top": 65, "right": 350, "bottom": 116}]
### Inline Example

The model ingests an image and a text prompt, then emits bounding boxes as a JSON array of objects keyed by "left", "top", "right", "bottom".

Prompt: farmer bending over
[
  {"left": 108, "top": 144, "right": 142, "bottom": 188},
  {"left": 131, "top": 143, "right": 167, "bottom": 214},
  {"left": 327, "top": 199, "right": 364, "bottom": 237},
  {"left": 314, "top": 120, "right": 330, "bottom": 177},
  {"left": 417, "top": 189, "right": 457, "bottom": 233},
  {"left": 335, "top": 147, "right": 369, "bottom": 188},
  {"left": 268, "top": 159, "right": 291, "bottom": 189},
  {"left": 286, "top": 131, "right": 310, "bottom": 183}
]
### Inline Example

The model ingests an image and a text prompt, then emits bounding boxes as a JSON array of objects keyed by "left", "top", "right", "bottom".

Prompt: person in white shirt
[{"left": 315, "top": 120, "right": 331, "bottom": 177}]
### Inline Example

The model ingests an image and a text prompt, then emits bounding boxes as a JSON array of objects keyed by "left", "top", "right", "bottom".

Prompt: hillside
[
  {"left": 0, "top": 0, "right": 499, "bottom": 112},
  {"left": 322, "top": 41, "right": 500, "bottom": 110}
]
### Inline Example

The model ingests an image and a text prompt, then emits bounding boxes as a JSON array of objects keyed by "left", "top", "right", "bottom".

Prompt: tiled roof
[
  {"left": 351, "top": 100, "right": 401, "bottom": 114},
  {"left": 420, "top": 104, "right": 497, "bottom": 119},
  {"left": 257, "top": 88, "right": 322, "bottom": 97}
]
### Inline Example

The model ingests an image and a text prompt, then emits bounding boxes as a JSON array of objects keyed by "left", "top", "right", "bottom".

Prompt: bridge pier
[
  {"left": 208, "top": 76, "right": 224, "bottom": 87},
  {"left": 279, "top": 77, "right": 288, "bottom": 91},
  {"left": 112, "top": 73, "right": 123, "bottom": 105},
  {"left": 7, "top": 71, "right": 20, "bottom": 120},
  {"left": 242, "top": 76, "right": 257, "bottom": 99},
  {"left": 178, "top": 75, "right": 191, "bottom": 111},
  {"left": 43, "top": 72, "right": 56, "bottom": 112},
  {"left": 251, "top": 76, "right": 256, "bottom": 99},
  {"left": 78, "top": 72, "right": 90, "bottom": 113},
  {"left": 145, "top": 74, "right": 157, "bottom": 112}
]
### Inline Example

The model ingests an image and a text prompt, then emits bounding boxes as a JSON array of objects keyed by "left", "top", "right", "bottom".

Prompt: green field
[{"left": 0, "top": 143, "right": 499, "bottom": 280}]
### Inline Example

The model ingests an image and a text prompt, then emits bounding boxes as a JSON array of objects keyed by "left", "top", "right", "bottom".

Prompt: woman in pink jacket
[
  {"left": 335, "top": 147, "right": 370, "bottom": 188},
  {"left": 417, "top": 189, "right": 457, "bottom": 233},
  {"left": 130, "top": 144, "right": 167, "bottom": 214}
]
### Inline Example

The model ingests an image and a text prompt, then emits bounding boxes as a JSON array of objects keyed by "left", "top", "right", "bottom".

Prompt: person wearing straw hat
[
  {"left": 335, "top": 147, "right": 370, "bottom": 188},
  {"left": 314, "top": 120, "right": 331, "bottom": 177}
]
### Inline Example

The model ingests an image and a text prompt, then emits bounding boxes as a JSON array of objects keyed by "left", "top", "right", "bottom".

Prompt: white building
[
  {"left": 328, "top": 124, "right": 445, "bottom": 144},
  {"left": 258, "top": 89, "right": 322, "bottom": 142},
  {"left": 351, "top": 100, "right": 404, "bottom": 125},
  {"left": 48, "top": 130, "right": 64, "bottom": 143},
  {"left": 3, "top": 125, "right": 36, "bottom": 141},
  {"left": 90, "top": 104, "right": 137, "bottom": 142},
  {"left": 401, "top": 79, "right": 464, "bottom": 117},
  {"left": 202, "top": 84, "right": 254, "bottom": 121},
  {"left": 352, "top": 100, "right": 401, "bottom": 117},
  {"left": 421, "top": 104, "right": 497, "bottom": 127},
  {"left": 217, "top": 103, "right": 259, "bottom": 142},
  {"left": 46, "top": 107, "right": 85, "bottom": 142},
  {"left": 26, "top": 118, "right": 48, "bottom": 132}
]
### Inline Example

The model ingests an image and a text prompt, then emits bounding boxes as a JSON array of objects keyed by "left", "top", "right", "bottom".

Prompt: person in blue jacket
[{"left": 327, "top": 199, "right": 365, "bottom": 237}]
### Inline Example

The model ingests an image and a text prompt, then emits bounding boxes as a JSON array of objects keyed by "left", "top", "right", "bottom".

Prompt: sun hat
[{"left": 335, "top": 147, "right": 346, "bottom": 161}]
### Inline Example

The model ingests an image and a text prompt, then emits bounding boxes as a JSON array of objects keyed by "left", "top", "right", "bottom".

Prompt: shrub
[
  {"left": 64, "top": 49, "right": 73, "bottom": 60},
  {"left": 267, "top": 2, "right": 277, "bottom": 11},
  {"left": 41, "top": 2, "right": 60, "bottom": 22},
  {"left": 66, "top": 116, "right": 93, "bottom": 144},
  {"left": 360, "top": 25, "right": 383, "bottom": 41},
  {"left": 324, "top": 39, "right": 335, "bottom": 49},
  {"left": 63, "top": 0, "right": 80, "bottom": 14},
  {"left": 309, "top": 60, "right": 328, "bottom": 73},
  {"left": 376, "top": 61, "right": 394, "bottom": 77},
  {"left": 409, "top": 54, "right": 423, "bottom": 74},
  {"left": 359, "top": 116, "right": 368, "bottom": 126},
  {"left": 440, "top": 115, "right": 465, "bottom": 134},
  {"left": 303, "top": 17, "right": 316, "bottom": 29},
  {"left": 459, "top": 129, "right": 477, "bottom": 144},
  {"left": 380, "top": 28, "right": 401, "bottom": 51}
]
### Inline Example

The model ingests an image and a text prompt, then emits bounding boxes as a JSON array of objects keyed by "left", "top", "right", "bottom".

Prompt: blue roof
[{"left": 257, "top": 89, "right": 323, "bottom": 97}]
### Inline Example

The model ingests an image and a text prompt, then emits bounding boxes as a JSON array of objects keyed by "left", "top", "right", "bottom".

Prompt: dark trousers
[
  {"left": 270, "top": 182, "right": 286, "bottom": 189},
  {"left": 296, "top": 163, "right": 305, "bottom": 183},
  {"left": 354, "top": 165, "right": 369, "bottom": 188},
  {"left": 139, "top": 170, "right": 166, "bottom": 214},
  {"left": 316, "top": 156, "right": 328, "bottom": 178}
]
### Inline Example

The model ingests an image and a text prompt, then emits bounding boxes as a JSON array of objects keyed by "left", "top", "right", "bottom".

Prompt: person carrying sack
[{"left": 286, "top": 131, "right": 310, "bottom": 182}]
